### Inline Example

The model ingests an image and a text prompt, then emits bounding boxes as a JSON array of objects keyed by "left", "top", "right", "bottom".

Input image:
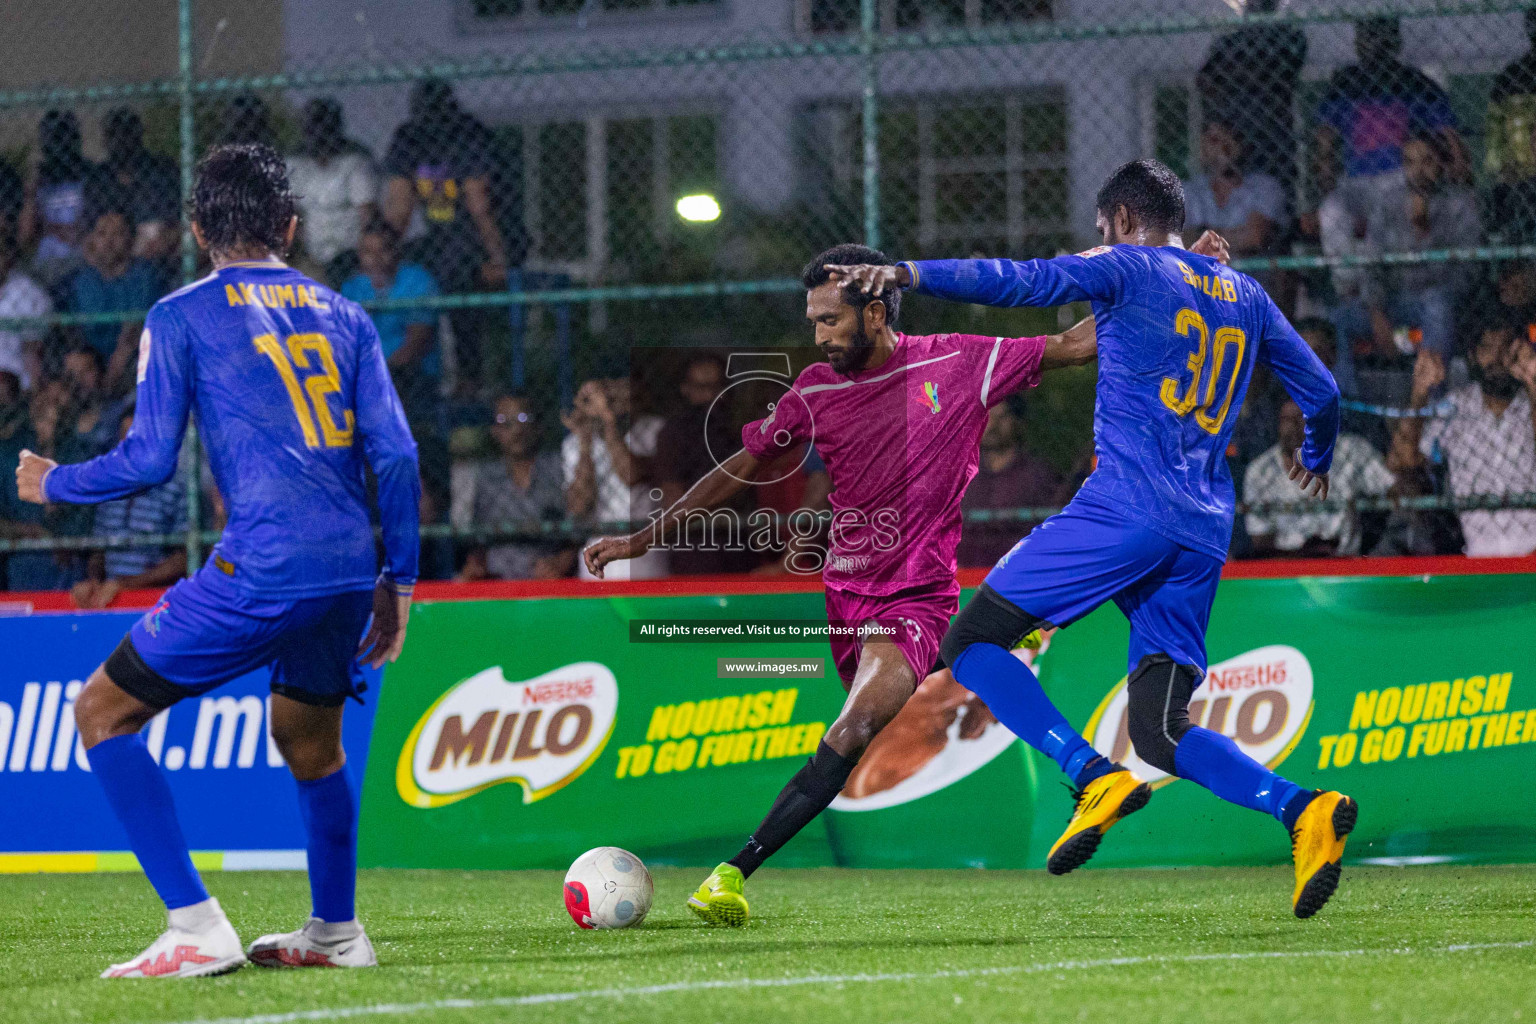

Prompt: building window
[
  {"left": 799, "top": 0, "right": 1051, "bottom": 35},
  {"left": 801, "top": 88, "right": 1070, "bottom": 259},
  {"left": 504, "top": 112, "right": 720, "bottom": 277},
  {"left": 470, "top": 0, "right": 718, "bottom": 22}
]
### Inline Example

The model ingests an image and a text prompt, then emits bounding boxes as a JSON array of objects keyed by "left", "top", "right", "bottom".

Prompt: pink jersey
[{"left": 743, "top": 332, "right": 1047, "bottom": 596}]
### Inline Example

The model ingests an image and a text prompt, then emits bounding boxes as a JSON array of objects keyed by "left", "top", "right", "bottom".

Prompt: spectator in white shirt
[
  {"left": 1389, "top": 320, "right": 1536, "bottom": 556},
  {"left": 0, "top": 230, "right": 50, "bottom": 388},
  {"left": 1182, "top": 121, "right": 1289, "bottom": 261},
  {"left": 563, "top": 378, "right": 667, "bottom": 579},
  {"left": 1245, "top": 399, "right": 1394, "bottom": 556},
  {"left": 287, "top": 98, "right": 378, "bottom": 284}
]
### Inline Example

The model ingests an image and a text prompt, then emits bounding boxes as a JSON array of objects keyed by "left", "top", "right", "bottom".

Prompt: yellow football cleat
[
  {"left": 1047, "top": 768, "right": 1152, "bottom": 875},
  {"left": 687, "top": 862, "right": 749, "bottom": 927},
  {"left": 1290, "top": 790, "right": 1357, "bottom": 919}
]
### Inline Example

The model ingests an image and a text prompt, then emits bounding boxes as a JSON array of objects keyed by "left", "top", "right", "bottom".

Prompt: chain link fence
[{"left": 0, "top": 0, "right": 1534, "bottom": 591}]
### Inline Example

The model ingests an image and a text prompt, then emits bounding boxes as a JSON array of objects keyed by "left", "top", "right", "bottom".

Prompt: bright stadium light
[{"left": 676, "top": 193, "right": 721, "bottom": 223}]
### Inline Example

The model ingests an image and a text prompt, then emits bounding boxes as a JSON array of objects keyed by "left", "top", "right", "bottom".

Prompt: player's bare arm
[
  {"left": 583, "top": 448, "right": 762, "bottom": 578},
  {"left": 1040, "top": 316, "right": 1098, "bottom": 371}
]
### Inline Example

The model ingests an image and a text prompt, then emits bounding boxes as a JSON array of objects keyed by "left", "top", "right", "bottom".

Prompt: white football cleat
[
  {"left": 101, "top": 898, "right": 246, "bottom": 979},
  {"left": 246, "top": 917, "right": 377, "bottom": 968}
]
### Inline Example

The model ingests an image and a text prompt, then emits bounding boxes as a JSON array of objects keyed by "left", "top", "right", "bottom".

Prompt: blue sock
[
  {"left": 296, "top": 766, "right": 358, "bottom": 922},
  {"left": 86, "top": 733, "right": 209, "bottom": 910},
  {"left": 1173, "top": 726, "right": 1308, "bottom": 826},
  {"left": 951, "top": 643, "right": 1112, "bottom": 788}
]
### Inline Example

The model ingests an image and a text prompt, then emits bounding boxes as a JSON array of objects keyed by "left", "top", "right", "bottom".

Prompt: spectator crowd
[{"left": 3, "top": 13, "right": 1536, "bottom": 600}]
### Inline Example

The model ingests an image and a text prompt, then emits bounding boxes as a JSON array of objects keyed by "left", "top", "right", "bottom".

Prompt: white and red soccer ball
[{"left": 564, "top": 847, "right": 654, "bottom": 929}]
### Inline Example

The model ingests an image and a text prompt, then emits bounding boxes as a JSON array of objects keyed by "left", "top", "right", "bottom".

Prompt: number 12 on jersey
[
  {"left": 254, "top": 332, "right": 355, "bottom": 448},
  {"left": 1159, "top": 308, "right": 1246, "bottom": 435}
]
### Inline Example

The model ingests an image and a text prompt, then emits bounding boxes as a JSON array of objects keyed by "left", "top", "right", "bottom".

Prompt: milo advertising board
[
  {"left": 1031, "top": 572, "right": 1536, "bottom": 867},
  {"left": 362, "top": 572, "right": 1536, "bottom": 871},
  {"left": 359, "top": 593, "right": 850, "bottom": 869}
]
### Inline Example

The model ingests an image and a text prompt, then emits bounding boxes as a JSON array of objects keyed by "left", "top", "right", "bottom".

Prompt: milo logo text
[{"left": 396, "top": 662, "right": 617, "bottom": 808}]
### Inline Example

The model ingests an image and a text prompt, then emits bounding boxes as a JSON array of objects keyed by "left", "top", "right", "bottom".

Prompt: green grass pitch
[{"left": 1, "top": 865, "right": 1532, "bottom": 1024}]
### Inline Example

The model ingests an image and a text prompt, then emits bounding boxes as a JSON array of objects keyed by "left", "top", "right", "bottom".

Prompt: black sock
[{"left": 728, "top": 741, "right": 857, "bottom": 878}]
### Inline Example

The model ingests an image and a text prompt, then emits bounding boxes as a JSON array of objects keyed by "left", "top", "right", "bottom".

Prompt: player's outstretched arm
[
  {"left": 583, "top": 448, "right": 762, "bottom": 579},
  {"left": 352, "top": 308, "right": 421, "bottom": 667},
  {"left": 23, "top": 307, "right": 193, "bottom": 506},
  {"left": 1040, "top": 315, "right": 1097, "bottom": 371}
]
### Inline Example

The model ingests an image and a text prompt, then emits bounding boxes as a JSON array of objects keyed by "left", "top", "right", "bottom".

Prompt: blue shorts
[
  {"left": 108, "top": 568, "right": 374, "bottom": 709},
  {"left": 985, "top": 504, "right": 1223, "bottom": 673}
]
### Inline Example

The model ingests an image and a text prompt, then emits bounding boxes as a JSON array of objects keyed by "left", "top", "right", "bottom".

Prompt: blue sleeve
[
  {"left": 44, "top": 304, "right": 191, "bottom": 504},
  {"left": 1258, "top": 296, "right": 1340, "bottom": 474},
  {"left": 350, "top": 305, "right": 421, "bottom": 588},
  {"left": 905, "top": 250, "right": 1124, "bottom": 308}
]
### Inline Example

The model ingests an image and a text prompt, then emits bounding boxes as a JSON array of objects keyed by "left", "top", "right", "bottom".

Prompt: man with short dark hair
[
  {"left": 381, "top": 79, "right": 515, "bottom": 391},
  {"left": 1244, "top": 398, "right": 1392, "bottom": 557},
  {"left": 833, "top": 158, "right": 1355, "bottom": 918},
  {"left": 585, "top": 240, "right": 1109, "bottom": 924},
  {"left": 88, "top": 107, "right": 180, "bottom": 267},
  {"left": 16, "top": 143, "right": 420, "bottom": 977},
  {"left": 1389, "top": 319, "right": 1536, "bottom": 556},
  {"left": 67, "top": 207, "right": 163, "bottom": 391},
  {"left": 341, "top": 219, "right": 440, "bottom": 423},
  {"left": 456, "top": 394, "right": 570, "bottom": 580},
  {"left": 288, "top": 98, "right": 378, "bottom": 283},
  {"left": 1195, "top": 0, "right": 1306, "bottom": 191},
  {"left": 956, "top": 399, "right": 1063, "bottom": 568}
]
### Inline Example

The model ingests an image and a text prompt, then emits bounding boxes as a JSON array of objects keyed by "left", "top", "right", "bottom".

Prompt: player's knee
[
  {"left": 270, "top": 712, "right": 345, "bottom": 780},
  {"left": 75, "top": 668, "right": 159, "bottom": 749},
  {"left": 1125, "top": 654, "right": 1201, "bottom": 776},
  {"left": 825, "top": 705, "right": 886, "bottom": 757},
  {"left": 939, "top": 584, "right": 1044, "bottom": 671}
]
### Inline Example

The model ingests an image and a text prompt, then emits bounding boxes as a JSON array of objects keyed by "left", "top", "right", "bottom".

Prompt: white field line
[{"left": 159, "top": 940, "right": 1532, "bottom": 1024}]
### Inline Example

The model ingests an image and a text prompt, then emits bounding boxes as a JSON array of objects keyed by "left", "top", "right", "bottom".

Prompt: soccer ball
[{"left": 564, "top": 847, "right": 654, "bottom": 929}]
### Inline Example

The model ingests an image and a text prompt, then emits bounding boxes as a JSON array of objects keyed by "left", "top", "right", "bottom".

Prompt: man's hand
[
  {"left": 357, "top": 581, "right": 413, "bottom": 670},
  {"left": 582, "top": 533, "right": 650, "bottom": 579},
  {"left": 1410, "top": 348, "right": 1447, "bottom": 404},
  {"left": 1506, "top": 334, "right": 1536, "bottom": 393},
  {"left": 1189, "top": 230, "right": 1231, "bottom": 265},
  {"left": 72, "top": 577, "right": 122, "bottom": 610},
  {"left": 480, "top": 259, "right": 509, "bottom": 289},
  {"left": 16, "top": 449, "right": 56, "bottom": 505},
  {"left": 826, "top": 263, "right": 911, "bottom": 296},
  {"left": 1287, "top": 448, "right": 1330, "bottom": 500}
]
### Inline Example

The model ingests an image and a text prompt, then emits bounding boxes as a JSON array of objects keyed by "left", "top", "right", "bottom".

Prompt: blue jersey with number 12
[
  {"left": 45, "top": 262, "right": 420, "bottom": 597},
  {"left": 907, "top": 245, "right": 1340, "bottom": 560}
]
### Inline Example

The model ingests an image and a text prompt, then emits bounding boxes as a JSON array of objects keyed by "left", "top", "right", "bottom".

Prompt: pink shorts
[{"left": 824, "top": 577, "right": 961, "bottom": 684}]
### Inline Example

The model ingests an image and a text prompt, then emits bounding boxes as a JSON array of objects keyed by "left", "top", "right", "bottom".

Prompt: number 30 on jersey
[{"left": 1159, "top": 308, "right": 1246, "bottom": 435}]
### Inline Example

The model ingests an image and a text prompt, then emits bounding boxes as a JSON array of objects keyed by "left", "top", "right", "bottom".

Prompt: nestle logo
[
  {"left": 1206, "top": 661, "right": 1288, "bottom": 692},
  {"left": 522, "top": 679, "right": 595, "bottom": 705}
]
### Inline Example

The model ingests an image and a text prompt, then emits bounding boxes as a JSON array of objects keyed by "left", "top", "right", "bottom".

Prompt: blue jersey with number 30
[
  {"left": 45, "top": 262, "right": 420, "bottom": 597},
  {"left": 908, "top": 245, "right": 1340, "bottom": 559}
]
